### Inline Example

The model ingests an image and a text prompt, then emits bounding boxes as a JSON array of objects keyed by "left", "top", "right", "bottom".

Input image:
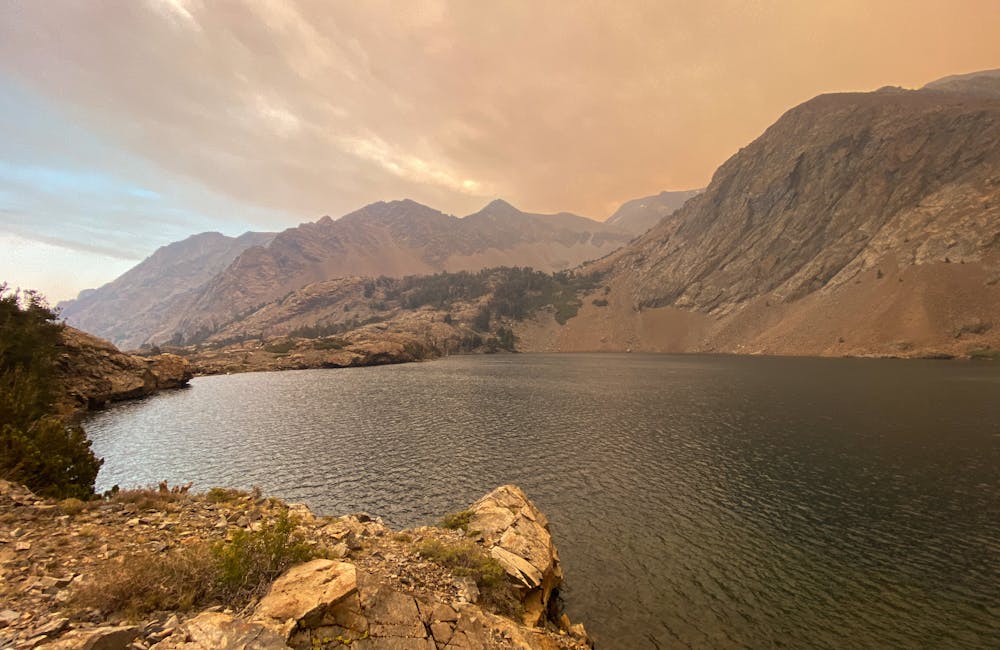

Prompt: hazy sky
[{"left": 1, "top": 1, "right": 998, "bottom": 302}]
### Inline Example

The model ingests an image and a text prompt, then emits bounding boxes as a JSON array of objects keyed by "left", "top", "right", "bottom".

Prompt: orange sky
[{"left": 0, "top": 1, "right": 999, "bottom": 300}]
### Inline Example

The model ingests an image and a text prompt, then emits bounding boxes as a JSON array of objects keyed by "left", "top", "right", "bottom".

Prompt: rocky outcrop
[
  {"left": 466, "top": 486, "right": 563, "bottom": 628},
  {"left": 0, "top": 481, "right": 590, "bottom": 650},
  {"left": 54, "top": 327, "right": 193, "bottom": 413}
]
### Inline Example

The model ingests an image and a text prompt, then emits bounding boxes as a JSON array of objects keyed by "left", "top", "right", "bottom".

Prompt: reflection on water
[{"left": 86, "top": 354, "right": 1000, "bottom": 649}]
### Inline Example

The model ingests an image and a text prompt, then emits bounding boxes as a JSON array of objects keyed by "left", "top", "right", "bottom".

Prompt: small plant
[
  {"left": 205, "top": 487, "right": 248, "bottom": 503},
  {"left": 212, "top": 514, "right": 321, "bottom": 603},
  {"left": 440, "top": 509, "right": 474, "bottom": 532},
  {"left": 392, "top": 532, "right": 413, "bottom": 543},
  {"left": 591, "top": 298, "right": 609, "bottom": 307},
  {"left": 417, "top": 538, "right": 520, "bottom": 616},
  {"left": 969, "top": 347, "right": 1000, "bottom": 360},
  {"left": 111, "top": 486, "right": 185, "bottom": 511},
  {"left": 58, "top": 497, "right": 87, "bottom": 515}
]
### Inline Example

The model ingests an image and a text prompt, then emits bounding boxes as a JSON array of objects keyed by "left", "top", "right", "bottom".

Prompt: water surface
[{"left": 85, "top": 354, "right": 1000, "bottom": 649}]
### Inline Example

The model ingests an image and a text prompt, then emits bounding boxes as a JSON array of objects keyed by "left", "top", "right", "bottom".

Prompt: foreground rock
[
  {"left": 0, "top": 481, "right": 591, "bottom": 650},
  {"left": 54, "top": 327, "right": 193, "bottom": 414},
  {"left": 466, "top": 486, "right": 563, "bottom": 628}
]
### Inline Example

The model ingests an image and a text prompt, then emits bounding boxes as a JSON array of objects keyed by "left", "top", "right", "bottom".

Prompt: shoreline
[{"left": 0, "top": 481, "right": 593, "bottom": 649}]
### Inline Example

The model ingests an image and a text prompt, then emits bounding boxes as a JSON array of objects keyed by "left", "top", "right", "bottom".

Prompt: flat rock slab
[{"left": 150, "top": 613, "right": 288, "bottom": 650}]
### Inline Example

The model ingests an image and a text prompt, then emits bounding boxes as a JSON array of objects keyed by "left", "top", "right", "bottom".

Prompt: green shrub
[
  {"left": 213, "top": 514, "right": 320, "bottom": 603},
  {"left": 0, "top": 285, "right": 102, "bottom": 498},
  {"left": 439, "top": 509, "right": 474, "bottom": 532},
  {"left": 417, "top": 538, "right": 520, "bottom": 616}
]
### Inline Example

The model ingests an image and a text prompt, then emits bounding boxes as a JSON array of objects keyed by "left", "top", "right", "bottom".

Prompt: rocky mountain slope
[
  {"left": 0, "top": 481, "right": 591, "bottom": 649},
  {"left": 528, "top": 70, "right": 1000, "bottom": 358},
  {"left": 58, "top": 231, "right": 274, "bottom": 349},
  {"left": 604, "top": 189, "right": 702, "bottom": 235},
  {"left": 922, "top": 67, "right": 1000, "bottom": 99},
  {"left": 165, "top": 199, "right": 627, "bottom": 346},
  {"left": 69, "top": 200, "right": 629, "bottom": 349}
]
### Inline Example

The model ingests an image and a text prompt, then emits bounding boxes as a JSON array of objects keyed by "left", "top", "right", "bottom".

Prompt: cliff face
[
  {"left": 57, "top": 231, "right": 274, "bottom": 350},
  {"left": 533, "top": 72, "right": 1000, "bottom": 358},
  {"left": 54, "top": 327, "right": 193, "bottom": 413}
]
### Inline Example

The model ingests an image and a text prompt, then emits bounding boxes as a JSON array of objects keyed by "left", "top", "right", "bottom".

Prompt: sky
[{"left": 1, "top": 1, "right": 998, "bottom": 303}]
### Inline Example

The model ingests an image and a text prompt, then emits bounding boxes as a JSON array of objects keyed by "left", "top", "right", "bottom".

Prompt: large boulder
[
  {"left": 465, "top": 485, "right": 563, "bottom": 627},
  {"left": 253, "top": 560, "right": 360, "bottom": 640}
]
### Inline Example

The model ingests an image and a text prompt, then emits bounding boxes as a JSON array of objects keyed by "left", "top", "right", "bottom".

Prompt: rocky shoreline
[
  {"left": 0, "top": 481, "right": 592, "bottom": 649},
  {"left": 55, "top": 327, "right": 193, "bottom": 416}
]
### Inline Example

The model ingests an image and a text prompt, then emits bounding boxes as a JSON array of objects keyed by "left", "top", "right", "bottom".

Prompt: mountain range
[
  {"left": 58, "top": 199, "right": 636, "bottom": 348},
  {"left": 60, "top": 68, "right": 1000, "bottom": 360}
]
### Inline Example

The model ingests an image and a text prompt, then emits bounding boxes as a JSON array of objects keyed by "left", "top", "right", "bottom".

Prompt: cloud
[{"left": 0, "top": 0, "right": 998, "bottom": 232}]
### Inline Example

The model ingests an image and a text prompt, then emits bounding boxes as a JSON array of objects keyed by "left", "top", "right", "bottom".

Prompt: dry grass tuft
[
  {"left": 205, "top": 487, "right": 248, "bottom": 503},
  {"left": 70, "top": 514, "right": 324, "bottom": 619},
  {"left": 71, "top": 544, "right": 217, "bottom": 618},
  {"left": 417, "top": 538, "right": 521, "bottom": 617}
]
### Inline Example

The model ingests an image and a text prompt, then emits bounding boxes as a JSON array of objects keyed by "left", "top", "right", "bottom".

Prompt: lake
[{"left": 84, "top": 353, "right": 1000, "bottom": 649}]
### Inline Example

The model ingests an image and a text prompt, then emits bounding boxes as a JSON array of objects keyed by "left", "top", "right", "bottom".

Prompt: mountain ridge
[
  {"left": 534, "top": 73, "right": 1000, "bottom": 357},
  {"left": 604, "top": 189, "right": 703, "bottom": 235},
  {"left": 64, "top": 198, "right": 632, "bottom": 348}
]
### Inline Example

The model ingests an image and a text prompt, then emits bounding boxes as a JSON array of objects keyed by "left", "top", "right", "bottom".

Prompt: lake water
[{"left": 84, "top": 354, "right": 1000, "bottom": 649}]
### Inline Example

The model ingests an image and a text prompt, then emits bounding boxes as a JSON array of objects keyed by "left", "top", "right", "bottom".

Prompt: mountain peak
[{"left": 483, "top": 198, "right": 519, "bottom": 213}]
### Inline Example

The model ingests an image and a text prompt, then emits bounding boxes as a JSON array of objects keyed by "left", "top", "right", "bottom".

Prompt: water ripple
[{"left": 85, "top": 354, "right": 1000, "bottom": 649}]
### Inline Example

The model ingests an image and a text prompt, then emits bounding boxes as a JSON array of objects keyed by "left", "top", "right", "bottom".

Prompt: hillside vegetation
[{"left": 0, "top": 285, "right": 101, "bottom": 498}]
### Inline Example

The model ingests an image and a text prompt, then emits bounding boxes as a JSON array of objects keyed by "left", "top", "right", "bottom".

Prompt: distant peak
[
  {"left": 486, "top": 198, "right": 517, "bottom": 211},
  {"left": 468, "top": 198, "right": 524, "bottom": 219}
]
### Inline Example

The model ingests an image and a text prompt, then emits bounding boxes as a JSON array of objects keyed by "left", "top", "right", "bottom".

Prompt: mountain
[
  {"left": 58, "top": 231, "right": 274, "bottom": 349},
  {"left": 532, "top": 71, "right": 1000, "bottom": 358},
  {"left": 922, "top": 68, "right": 1000, "bottom": 99},
  {"left": 73, "top": 199, "right": 631, "bottom": 348},
  {"left": 604, "top": 189, "right": 703, "bottom": 235}
]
